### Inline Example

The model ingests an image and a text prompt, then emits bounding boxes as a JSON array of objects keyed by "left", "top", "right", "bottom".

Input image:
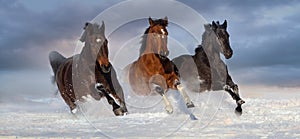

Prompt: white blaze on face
[
  {"left": 161, "top": 29, "right": 166, "bottom": 38},
  {"left": 161, "top": 29, "right": 165, "bottom": 35}
]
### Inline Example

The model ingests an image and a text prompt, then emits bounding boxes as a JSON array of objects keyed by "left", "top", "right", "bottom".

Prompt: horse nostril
[
  {"left": 226, "top": 50, "right": 233, "bottom": 59},
  {"left": 165, "top": 51, "right": 169, "bottom": 56},
  {"left": 160, "top": 51, "right": 164, "bottom": 56},
  {"left": 160, "top": 51, "right": 169, "bottom": 56}
]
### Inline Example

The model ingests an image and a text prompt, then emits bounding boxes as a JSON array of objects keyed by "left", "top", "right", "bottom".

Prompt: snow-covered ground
[{"left": 1, "top": 86, "right": 300, "bottom": 138}]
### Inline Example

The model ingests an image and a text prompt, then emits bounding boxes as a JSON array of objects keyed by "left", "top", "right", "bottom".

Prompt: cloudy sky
[{"left": 0, "top": 0, "right": 299, "bottom": 100}]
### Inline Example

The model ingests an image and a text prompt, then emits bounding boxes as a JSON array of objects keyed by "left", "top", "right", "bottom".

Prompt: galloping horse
[
  {"left": 49, "top": 22, "right": 127, "bottom": 116},
  {"left": 125, "top": 17, "right": 194, "bottom": 114},
  {"left": 172, "top": 20, "right": 245, "bottom": 114}
]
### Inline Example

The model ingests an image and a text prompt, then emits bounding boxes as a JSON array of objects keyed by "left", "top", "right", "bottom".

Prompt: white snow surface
[{"left": 1, "top": 88, "right": 300, "bottom": 138}]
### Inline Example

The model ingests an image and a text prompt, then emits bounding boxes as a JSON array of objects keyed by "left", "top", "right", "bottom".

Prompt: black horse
[{"left": 173, "top": 20, "right": 245, "bottom": 114}]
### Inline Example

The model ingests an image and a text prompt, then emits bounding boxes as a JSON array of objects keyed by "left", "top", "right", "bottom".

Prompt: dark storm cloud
[
  {"left": 0, "top": 0, "right": 121, "bottom": 70},
  {"left": 179, "top": 0, "right": 300, "bottom": 61},
  {"left": 177, "top": 0, "right": 300, "bottom": 87},
  {"left": 228, "top": 30, "right": 300, "bottom": 69},
  {"left": 0, "top": 0, "right": 299, "bottom": 88}
]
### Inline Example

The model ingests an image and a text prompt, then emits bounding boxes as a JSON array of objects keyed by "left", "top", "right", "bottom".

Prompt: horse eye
[{"left": 96, "top": 38, "right": 101, "bottom": 43}]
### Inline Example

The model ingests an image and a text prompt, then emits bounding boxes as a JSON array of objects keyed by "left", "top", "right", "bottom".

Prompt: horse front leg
[
  {"left": 223, "top": 85, "right": 244, "bottom": 114},
  {"left": 224, "top": 74, "right": 245, "bottom": 114},
  {"left": 162, "top": 94, "right": 173, "bottom": 114},
  {"left": 231, "top": 84, "right": 245, "bottom": 105},
  {"left": 175, "top": 80, "right": 195, "bottom": 108},
  {"left": 95, "top": 83, "right": 125, "bottom": 116},
  {"left": 107, "top": 92, "right": 128, "bottom": 116}
]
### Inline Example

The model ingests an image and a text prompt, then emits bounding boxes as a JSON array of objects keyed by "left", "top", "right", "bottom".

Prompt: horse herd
[{"left": 49, "top": 17, "right": 245, "bottom": 117}]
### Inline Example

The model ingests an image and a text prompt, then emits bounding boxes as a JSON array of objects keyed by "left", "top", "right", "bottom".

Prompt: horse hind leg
[{"left": 60, "top": 90, "right": 77, "bottom": 114}]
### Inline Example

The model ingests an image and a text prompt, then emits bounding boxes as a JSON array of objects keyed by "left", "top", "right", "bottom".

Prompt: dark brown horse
[
  {"left": 172, "top": 20, "right": 245, "bottom": 114},
  {"left": 49, "top": 22, "right": 127, "bottom": 116},
  {"left": 125, "top": 17, "right": 194, "bottom": 114}
]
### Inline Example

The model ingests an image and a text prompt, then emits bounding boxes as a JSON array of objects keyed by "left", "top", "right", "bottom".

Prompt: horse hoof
[
  {"left": 71, "top": 108, "right": 78, "bottom": 114},
  {"left": 235, "top": 106, "right": 242, "bottom": 116},
  {"left": 113, "top": 108, "right": 124, "bottom": 116},
  {"left": 123, "top": 112, "right": 128, "bottom": 116},
  {"left": 187, "top": 102, "right": 195, "bottom": 108},
  {"left": 190, "top": 114, "right": 198, "bottom": 120},
  {"left": 165, "top": 107, "right": 173, "bottom": 114}
]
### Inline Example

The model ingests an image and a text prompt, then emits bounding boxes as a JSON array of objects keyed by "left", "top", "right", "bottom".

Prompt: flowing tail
[
  {"left": 49, "top": 51, "right": 66, "bottom": 81},
  {"left": 49, "top": 51, "right": 66, "bottom": 96}
]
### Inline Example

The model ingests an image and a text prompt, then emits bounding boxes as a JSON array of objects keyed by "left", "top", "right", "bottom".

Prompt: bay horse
[
  {"left": 125, "top": 17, "right": 194, "bottom": 114},
  {"left": 49, "top": 22, "right": 127, "bottom": 116},
  {"left": 172, "top": 20, "right": 245, "bottom": 114}
]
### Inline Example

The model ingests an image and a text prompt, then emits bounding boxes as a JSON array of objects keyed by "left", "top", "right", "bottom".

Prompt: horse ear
[
  {"left": 149, "top": 17, "right": 154, "bottom": 26},
  {"left": 80, "top": 22, "right": 90, "bottom": 42},
  {"left": 163, "top": 16, "right": 168, "bottom": 26},
  {"left": 222, "top": 20, "right": 227, "bottom": 28},
  {"left": 212, "top": 21, "right": 217, "bottom": 30},
  {"left": 84, "top": 22, "right": 89, "bottom": 29},
  {"left": 100, "top": 21, "right": 105, "bottom": 35}
]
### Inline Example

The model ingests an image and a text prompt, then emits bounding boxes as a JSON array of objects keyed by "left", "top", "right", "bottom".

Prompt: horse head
[
  {"left": 80, "top": 21, "right": 110, "bottom": 73},
  {"left": 204, "top": 20, "right": 232, "bottom": 59},
  {"left": 140, "top": 16, "right": 169, "bottom": 57}
]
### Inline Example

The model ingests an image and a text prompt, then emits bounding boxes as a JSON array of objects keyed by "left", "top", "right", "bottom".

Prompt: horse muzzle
[
  {"left": 225, "top": 50, "right": 233, "bottom": 59},
  {"left": 160, "top": 50, "right": 169, "bottom": 57},
  {"left": 159, "top": 50, "right": 169, "bottom": 60}
]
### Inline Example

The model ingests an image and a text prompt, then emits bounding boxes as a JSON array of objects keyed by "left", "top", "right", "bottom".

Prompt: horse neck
[
  {"left": 139, "top": 35, "right": 147, "bottom": 56},
  {"left": 200, "top": 32, "right": 221, "bottom": 60},
  {"left": 140, "top": 34, "right": 156, "bottom": 56},
  {"left": 79, "top": 43, "right": 98, "bottom": 63}
]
